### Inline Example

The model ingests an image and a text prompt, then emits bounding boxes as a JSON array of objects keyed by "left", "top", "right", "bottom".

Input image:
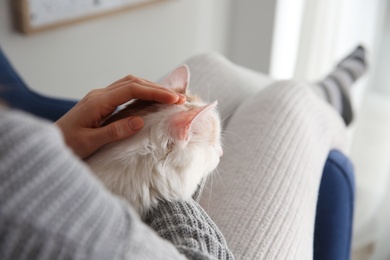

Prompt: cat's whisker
[
  {"left": 215, "top": 167, "right": 225, "bottom": 186},
  {"left": 206, "top": 82, "right": 211, "bottom": 103},
  {"left": 221, "top": 130, "right": 254, "bottom": 158},
  {"left": 207, "top": 174, "right": 214, "bottom": 209},
  {"left": 221, "top": 130, "right": 247, "bottom": 147},
  {"left": 220, "top": 107, "right": 240, "bottom": 128},
  {"left": 221, "top": 111, "right": 235, "bottom": 124}
]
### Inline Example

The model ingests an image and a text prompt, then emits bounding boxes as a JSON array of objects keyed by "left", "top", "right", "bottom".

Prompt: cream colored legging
[{"left": 185, "top": 53, "right": 347, "bottom": 259}]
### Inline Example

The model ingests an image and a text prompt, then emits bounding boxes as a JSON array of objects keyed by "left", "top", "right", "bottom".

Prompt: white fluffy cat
[{"left": 86, "top": 65, "right": 223, "bottom": 216}]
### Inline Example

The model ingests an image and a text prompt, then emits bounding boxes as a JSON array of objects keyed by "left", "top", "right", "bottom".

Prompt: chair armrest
[
  {"left": 314, "top": 150, "right": 355, "bottom": 260},
  {"left": 0, "top": 46, "right": 77, "bottom": 121}
]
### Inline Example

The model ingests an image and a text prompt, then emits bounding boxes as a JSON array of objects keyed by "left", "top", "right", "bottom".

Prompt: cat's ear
[
  {"left": 161, "top": 65, "right": 190, "bottom": 94},
  {"left": 170, "top": 102, "right": 217, "bottom": 142}
]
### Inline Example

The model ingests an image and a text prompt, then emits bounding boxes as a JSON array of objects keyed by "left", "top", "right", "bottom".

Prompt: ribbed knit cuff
[{"left": 144, "top": 200, "right": 235, "bottom": 260}]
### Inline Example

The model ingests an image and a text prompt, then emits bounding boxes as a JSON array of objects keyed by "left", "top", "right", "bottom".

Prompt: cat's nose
[{"left": 217, "top": 147, "right": 223, "bottom": 157}]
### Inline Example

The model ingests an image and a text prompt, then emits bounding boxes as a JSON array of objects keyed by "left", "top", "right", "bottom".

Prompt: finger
[
  {"left": 91, "top": 116, "right": 144, "bottom": 149},
  {"left": 106, "top": 80, "right": 169, "bottom": 95},
  {"left": 102, "top": 83, "right": 184, "bottom": 108},
  {"left": 107, "top": 75, "right": 165, "bottom": 91},
  {"left": 105, "top": 76, "right": 186, "bottom": 104},
  {"left": 107, "top": 74, "right": 137, "bottom": 87},
  {"left": 105, "top": 78, "right": 183, "bottom": 100}
]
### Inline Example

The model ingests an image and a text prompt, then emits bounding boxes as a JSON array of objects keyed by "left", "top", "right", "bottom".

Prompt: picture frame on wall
[{"left": 12, "top": 0, "right": 168, "bottom": 35}]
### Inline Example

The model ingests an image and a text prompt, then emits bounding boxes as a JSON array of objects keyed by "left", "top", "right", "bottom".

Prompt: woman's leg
[
  {"left": 199, "top": 81, "right": 347, "bottom": 259},
  {"left": 183, "top": 47, "right": 365, "bottom": 259}
]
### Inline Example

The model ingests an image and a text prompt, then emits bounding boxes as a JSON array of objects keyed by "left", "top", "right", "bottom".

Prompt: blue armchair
[
  {"left": 0, "top": 49, "right": 77, "bottom": 121},
  {"left": 0, "top": 47, "right": 354, "bottom": 260}
]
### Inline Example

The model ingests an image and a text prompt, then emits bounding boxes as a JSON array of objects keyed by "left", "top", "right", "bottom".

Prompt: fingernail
[
  {"left": 178, "top": 94, "right": 186, "bottom": 101},
  {"left": 128, "top": 117, "right": 144, "bottom": 131}
]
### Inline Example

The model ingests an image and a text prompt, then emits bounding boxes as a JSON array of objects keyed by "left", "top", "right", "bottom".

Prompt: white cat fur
[{"left": 86, "top": 65, "right": 222, "bottom": 216}]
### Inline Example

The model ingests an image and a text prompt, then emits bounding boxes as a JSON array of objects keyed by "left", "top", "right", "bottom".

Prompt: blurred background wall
[
  {"left": 1, "top": 0, "right": 390, "bottom": 259},
  {"left": 0, "top": 0, "right": 232, "bottom": 98}
]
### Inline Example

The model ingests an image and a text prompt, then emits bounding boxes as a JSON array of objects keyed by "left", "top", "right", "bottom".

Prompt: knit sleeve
[
  {"left": 0, "top": 109, "right": 234, "bottom": 260},
  {"left": 144, "top": 200, "right": 235, "bottom": 260},
  {"left": 0, "top": 109, "right": 186, "bottom": 260}
]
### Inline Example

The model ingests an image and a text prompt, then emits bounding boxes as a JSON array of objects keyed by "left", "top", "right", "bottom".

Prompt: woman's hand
[{"left": 55, "top": 75, "right": 185, "bottom": 159}]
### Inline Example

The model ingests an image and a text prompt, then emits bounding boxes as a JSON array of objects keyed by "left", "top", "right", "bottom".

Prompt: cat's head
[
  {"left": 90, "top": 65, "right": 222, "bottom": 214},
  {"left": 130, "top": 64, "right": 223, "bottom": 177}
]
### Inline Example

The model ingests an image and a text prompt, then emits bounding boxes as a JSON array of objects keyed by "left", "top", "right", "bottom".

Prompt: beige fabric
[
  {"left": 185, "top": 53, "right": 273, "bottom": 127},
  {"left": 186, "top": 53, "right": 347, "bottom": 259}
]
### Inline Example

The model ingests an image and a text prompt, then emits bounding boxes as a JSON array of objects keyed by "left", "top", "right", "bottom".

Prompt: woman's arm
[
  {"left": 0, "top": 109, "right": 233, "bottom": 259},
  {"left": 0, "top": 109, "right": 186, "bottom": 259},
  {"left": 55, "top": 75, "right": 185, "bottom": 159}
]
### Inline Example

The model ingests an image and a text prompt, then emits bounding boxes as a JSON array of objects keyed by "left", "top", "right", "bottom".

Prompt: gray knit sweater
[{"left": 0, "top": 109, "right": 234, "bottom": 260}]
